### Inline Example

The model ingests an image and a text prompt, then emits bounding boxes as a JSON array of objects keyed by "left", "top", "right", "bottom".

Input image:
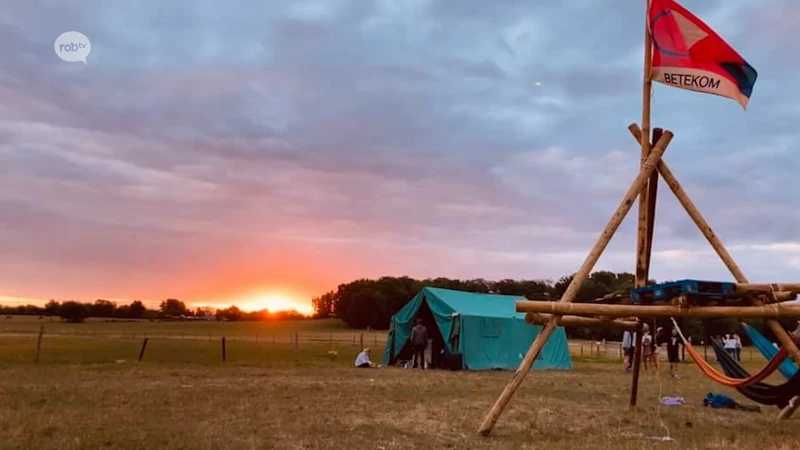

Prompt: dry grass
[{"left": 1, "top": 335, "right": 799, "bottom": 450}]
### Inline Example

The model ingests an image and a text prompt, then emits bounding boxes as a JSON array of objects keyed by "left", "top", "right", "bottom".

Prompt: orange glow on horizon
[{"left": 233, "top": 292, "right": 314, "bottom": 315}]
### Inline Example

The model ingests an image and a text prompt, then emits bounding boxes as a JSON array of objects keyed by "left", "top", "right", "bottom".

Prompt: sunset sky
[{"left": 1, "top": 0, "right": 799, "bottom": 313}]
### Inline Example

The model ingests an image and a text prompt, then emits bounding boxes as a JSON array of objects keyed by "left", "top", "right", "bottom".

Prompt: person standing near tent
[
  {"left": 410, "top": 318, "right": 429, "bottom": 369},
  {"left": 666, "top": 328, "right": 682, "bottom": 378}
]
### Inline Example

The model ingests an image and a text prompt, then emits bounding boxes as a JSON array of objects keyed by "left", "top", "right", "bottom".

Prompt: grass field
[
  {"left": 2, "top": 317, "right": 799, "bottom": 449},
  {"left": 0, "top": 316, "right": 383, "bottom": 343}
]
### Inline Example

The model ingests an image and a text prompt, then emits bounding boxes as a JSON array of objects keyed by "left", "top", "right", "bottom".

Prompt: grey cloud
[{"left": 1, "top": 0, "right": 799, "bottom": 302}]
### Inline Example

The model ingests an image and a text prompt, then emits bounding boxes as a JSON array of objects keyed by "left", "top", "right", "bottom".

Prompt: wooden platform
[{"left": 630, "top": 279, "right": 742, "bottom": 306}]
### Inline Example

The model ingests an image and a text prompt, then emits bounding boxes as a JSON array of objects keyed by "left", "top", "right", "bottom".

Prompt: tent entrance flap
[{"left": 389, "top": 297, "right": 448, "bottom": 367}]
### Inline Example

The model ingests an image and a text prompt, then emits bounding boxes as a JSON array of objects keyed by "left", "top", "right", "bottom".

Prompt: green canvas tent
[{"left": 381, "top": 287, "right": 572, "bottom": 371}]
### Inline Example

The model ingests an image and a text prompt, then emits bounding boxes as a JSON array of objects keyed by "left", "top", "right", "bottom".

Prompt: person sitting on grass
[{"left": 354, "top": 348, "right": 376, "bottom": 368}]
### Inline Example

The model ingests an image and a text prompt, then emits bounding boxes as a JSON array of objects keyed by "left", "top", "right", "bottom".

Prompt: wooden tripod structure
[
  {"left": 476, "top": 122, "right": 800, "bottom": 435},
  {"left": 476, "top": 1, "right": 800, "bottom": 435}
]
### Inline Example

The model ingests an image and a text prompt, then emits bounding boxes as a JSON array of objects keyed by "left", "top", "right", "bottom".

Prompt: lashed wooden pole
[
  {"left": 516, "top": 300, "right": 800, "bottom": 318},
  {"left": 628, "top": 124, "right": 800, "bottom": 420},
  {"left": 526, "top": 313, "right": 639, "bottom": 331},
  {"left": 477, "top": 130, "right": 673, "bottom": 436},
  {"left": 630, "top": 0, "right": 656, "bottom": 406},
  {"left": 735, "top": 284, "right": 800, "bottom": 295}
]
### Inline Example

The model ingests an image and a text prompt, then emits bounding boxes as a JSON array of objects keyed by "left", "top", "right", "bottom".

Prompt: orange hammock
[{"left": 671, "top": 318, "right": 790, "bottom": 388}]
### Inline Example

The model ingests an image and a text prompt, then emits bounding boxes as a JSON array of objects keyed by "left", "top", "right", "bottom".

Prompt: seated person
[{"left": 354, "top": 347, "right": 376, "bottom": 368}]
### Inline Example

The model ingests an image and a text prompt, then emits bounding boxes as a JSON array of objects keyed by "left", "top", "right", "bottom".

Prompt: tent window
[{"left": 481, "top": 318, "right": 501, "bottom": 338}]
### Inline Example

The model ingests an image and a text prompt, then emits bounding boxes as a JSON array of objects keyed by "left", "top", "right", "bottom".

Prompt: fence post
[
  {"left": 330, "top": 334, "right": 333, "bottom": 348},
  {"left": 222, "top": 337, "right": 227, "bottom": 362},
  {"left": 580, "top": 345, "right": 584, "bottom": 357},
  {"left": 138, "top": 338, "right": 149, "bottom": 362},
  {"left": 619, "top": 343, "right": 622, "bottom": 359},
  {"left": 34, "top": 326, "right": 44, "bottom": 362},
  {"left": 360, "top": 333, "right": 364, "bottom": 349},
  {"left": 294, "top": 333, "right": 298, "bottom": 349}
]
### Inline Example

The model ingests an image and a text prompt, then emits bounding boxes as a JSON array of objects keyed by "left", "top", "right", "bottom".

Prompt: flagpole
[{"left": 629, "top": 0, "right": 654, "bottom": 409}]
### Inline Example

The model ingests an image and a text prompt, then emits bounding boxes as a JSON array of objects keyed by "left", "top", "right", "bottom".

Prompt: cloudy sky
[{"left": 1, "top": 0, "right": 798, "bottom": 311}]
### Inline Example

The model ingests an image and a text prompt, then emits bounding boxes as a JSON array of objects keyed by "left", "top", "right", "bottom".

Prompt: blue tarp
[
  {"left": 381, "top": 287, "right": 572, "bottom": 371},
  {"left": 741, "top": 322, "right": 798, "bottom": 380}
]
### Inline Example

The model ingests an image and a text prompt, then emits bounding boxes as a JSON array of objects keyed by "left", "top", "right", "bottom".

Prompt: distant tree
[
  {"left": 43, "top": 300, "right": 61, "bottom": 316},
  {"left": 312, "top": 291, "right": 336, "bottom": 319},
  {"left": 59, "top": 301, "right": 90, "bottom": 323},
  {"left": 271, "top": 310, "right": 305, "bottom": 321},
  {"left": 159, "top": 299, "right": 189, "bottom": 317},
  {"left": 91, "top": 299, "right": 117, "bottom": 318},
  {"left": 216, "top": 306, "right": 243, "bottom": 322},
  {"left": 129, "top": 301, "right": 147, "bottom": 318},
  {"left": 194, "top": 307, "right": 214, "bottom": 318},
  {"left": 114, "top": 305, "right": 131, "bottom": 318}
]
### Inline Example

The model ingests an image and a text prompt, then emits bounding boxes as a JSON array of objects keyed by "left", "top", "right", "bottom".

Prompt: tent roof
[{"left": 422, "top": 286, "right": 527, "bottom": 319}]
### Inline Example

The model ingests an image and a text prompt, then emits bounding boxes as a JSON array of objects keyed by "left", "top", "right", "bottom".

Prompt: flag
[{"left": 648, "top": 0, "right": 757, "bottom": 109}]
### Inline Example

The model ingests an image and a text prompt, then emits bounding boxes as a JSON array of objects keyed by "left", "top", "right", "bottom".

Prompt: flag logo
[{"left": 648, "top": 0, "right": 757, "bottom": 109}]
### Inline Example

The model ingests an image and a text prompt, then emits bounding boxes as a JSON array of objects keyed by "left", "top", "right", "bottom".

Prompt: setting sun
[{"left": 239, "top": 293, "right": 313, "bottom": 315}]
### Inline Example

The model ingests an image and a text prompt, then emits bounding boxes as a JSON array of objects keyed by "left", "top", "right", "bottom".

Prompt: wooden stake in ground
[
  {"left": 34, "top": 325, "right": 44, "bottom": 362},
  {"left": 477, "top": 130, "right": 673, "bottom": 436},
  {"left": 138, "top": 338, "right": 149, "bottom": 363}
]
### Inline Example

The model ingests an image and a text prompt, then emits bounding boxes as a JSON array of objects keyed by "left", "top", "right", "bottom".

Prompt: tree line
[
  {"left": 311, "top": 272, "right": 795, "bottom": 344},
  {"left": 0, "top": 298, "right": 305, "bottom": 323}
]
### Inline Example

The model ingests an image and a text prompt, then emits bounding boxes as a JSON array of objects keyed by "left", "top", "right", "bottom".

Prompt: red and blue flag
[{"left": 648, "top": 0, "right": 757, "bottom": 109}]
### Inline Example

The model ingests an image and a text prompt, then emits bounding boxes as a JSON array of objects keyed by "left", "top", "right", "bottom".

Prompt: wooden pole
[
  {"left": 478, "top": 130, "right": 673, "bottom": 436},
  {"left": 779, "top": 396, "right": 800, "bottom": 420},
  {"left": 516, "top": 300, "right": 800, "bottom": 318},
  {"left": 630, "top": 322, "right": 645, "bottom": 407},
  {"left": 222, "top": 337, "right": 227, "bottom": 362},
  {"left": 735, "top": 284, "right": 800, "bottom": 295},
  {"left": 643, "top": 128, "right": 662, "bottom": 280},
  {"left": 138, "top": 337, "right": 149, "bottom": 362},
  {"left": 631, "top": 101, "right": 661, "bottom": 408},
  {"left": 34, "top": 326, "right": 44, "bottom": 362},
  {"left": 631, "top": 0, "right": 655, "bottom": 407},
  {"left": 526, "top": 313, "right": 639, "bottom": 330},
  {"left": 628, "top": 124, "right": 800, "bottom": 419}
]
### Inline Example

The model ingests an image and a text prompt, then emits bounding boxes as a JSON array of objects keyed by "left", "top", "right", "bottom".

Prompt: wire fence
[
  {"left": 1, "top": 323, "right": 773, "bottom": 365},
  {"left": 568, "top": 340, "right": 768, "bottom": 362}
]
